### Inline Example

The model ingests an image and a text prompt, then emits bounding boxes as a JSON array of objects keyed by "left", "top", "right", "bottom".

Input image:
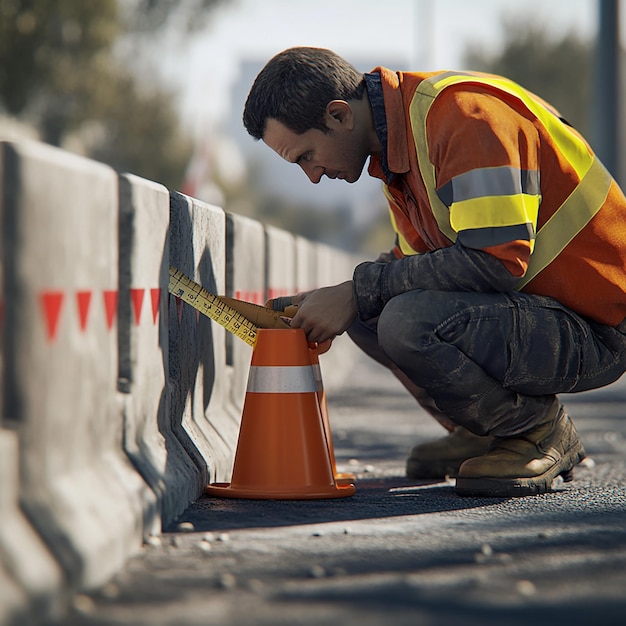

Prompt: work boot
[
  {"left": 455, "top": 403, "right": 586, "bottom": 498},
  {"left": 406, "top": 427, "right": 493, "bottom": 479}
]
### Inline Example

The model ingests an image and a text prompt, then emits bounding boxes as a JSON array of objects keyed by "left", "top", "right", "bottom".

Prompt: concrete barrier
[
  {"left": 1, "top": 136, "right": 369, "bottom": 621},
  {"left": 118, "top": 175, "right": 200, "bottom": 529},
  {"left": 1, "top": 139, "right": 146, "bottom": 591},
  {"left": 169, "top": 191, "right": 237, "bottom": 486}
]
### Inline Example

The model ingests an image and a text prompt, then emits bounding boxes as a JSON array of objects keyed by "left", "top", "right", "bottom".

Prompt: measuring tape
[{"left": 168, "top": 266, "right": 292, "bottom": 347}]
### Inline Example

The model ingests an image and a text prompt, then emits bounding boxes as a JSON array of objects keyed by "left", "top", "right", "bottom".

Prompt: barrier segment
[
  {"left": 1, "top": 139, "right": 146, "bottom": 590},
  {"left": 265, "top": 224, "right": 296, "bottom": 302},
  {"left": 314, "top": 242, "right": 366, "bottom": 394},
  {"left": 169, "top": 191, "right": 237, "bottom": 485},
  {"left": 206, "top": 328, "right": 355, "bottom": 499},
  {"left": 225, "top": 213, "right": 265, "bottom": 420},
  {"left": 295, "top": 235, "right": 319, "bottom": 293},
  {"left": 119, "top": 175, "right": 200, "bottom": 529},
  {"left": 0, "top": 429, "right": 64, "bottom": 625}
]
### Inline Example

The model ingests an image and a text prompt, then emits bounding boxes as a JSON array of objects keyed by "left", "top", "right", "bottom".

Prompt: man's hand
[{"left": 288, "top": 281, "right": 357, "bottom": 344}]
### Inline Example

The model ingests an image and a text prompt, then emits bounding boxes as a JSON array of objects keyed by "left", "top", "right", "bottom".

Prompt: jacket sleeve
[{"left": 352, "top": 242, "right": 518, "bottom": 321}]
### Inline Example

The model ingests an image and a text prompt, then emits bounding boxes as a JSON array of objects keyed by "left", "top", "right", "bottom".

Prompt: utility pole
[{"left": 593, "top": 0, "right": 621, "bottom": 184}]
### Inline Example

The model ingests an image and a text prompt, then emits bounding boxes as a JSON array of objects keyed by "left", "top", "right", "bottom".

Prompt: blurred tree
[
  {"left": 464, "top": 21, "right": 593, "bottom": 136},
  {"left": 121, "top": 0, "right": 228, "bottom": 34},
  {"left": 86, "top": 73, "right": 193, "bottom": 191},
  {"left": 0, "top": 0, "right": 228, "bottom": 188},
  {"left": 0, "top": 0, "right": 119, "bottom": 143}
]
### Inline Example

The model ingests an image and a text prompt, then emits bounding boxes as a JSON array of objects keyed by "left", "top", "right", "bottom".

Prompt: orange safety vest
[{"left": 369, "top": 68, "right": 626, "bottom": 326}]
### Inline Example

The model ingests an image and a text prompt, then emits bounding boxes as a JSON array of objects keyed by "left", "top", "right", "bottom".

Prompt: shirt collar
[
  {"left": 364, "top": 72, "right": 393, "bottom": 184},
  {"left": 365, "top": 68, "right": 411, "bottom": 183}
]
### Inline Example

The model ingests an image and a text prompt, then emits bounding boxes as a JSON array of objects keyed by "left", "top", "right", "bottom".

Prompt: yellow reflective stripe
[
  {"left": 516, "top": 157, "right": 612, "bottom": 289},
  {"left": 429, "top": 73, "right": 594, "bottom": 179},
  {"left": 384, "top": 184, "right": 420, "bottom": 255},
  {"left": 450, "top": 194, "right": 541, "bottom": 232},
  {"left": 409, "top": 86, "right": 455, "bottom": 241}
]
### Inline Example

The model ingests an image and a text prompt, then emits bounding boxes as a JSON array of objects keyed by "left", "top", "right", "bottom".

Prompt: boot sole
[{"left": 454, "top": 442, "right": 586, "bottom": 498}]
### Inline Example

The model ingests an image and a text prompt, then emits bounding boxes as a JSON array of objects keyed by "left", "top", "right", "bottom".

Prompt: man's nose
[{"left": 300, "top": 162, "right": 324, "bottom": 184}]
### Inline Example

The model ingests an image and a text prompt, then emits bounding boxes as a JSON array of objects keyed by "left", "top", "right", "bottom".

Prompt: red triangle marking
[
  {"left": 150, "top": 288, "right": 161, "bottom": 324},
  {"left": 75, "top": 291, "right": 92, "bottom": 332},
  {"left": 103, "top": 290, "right": 118, "bottom": 330},
  {"left": 175, "top": 296, "right": 183, "bottom": 326},
  {"left": 130, "top": 288, "right": 145, "bottom": 325},
  {"left": 40, "top": 291, "right": 65, "bottom": 342},
  {"left": 195, "top": 309, "right": 200, "bottom": 324}
]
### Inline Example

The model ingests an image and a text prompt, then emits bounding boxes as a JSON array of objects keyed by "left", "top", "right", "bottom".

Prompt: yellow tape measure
[{"left": 168, "top": 266, "right": 258, "bottom": 346}]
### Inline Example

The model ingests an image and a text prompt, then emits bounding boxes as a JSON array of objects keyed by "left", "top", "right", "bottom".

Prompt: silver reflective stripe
[
  {"left": 447, "top": 166, "right": 539, "bottom": 203},
  {"left": 246, "top": 365, "right": 318, "bottom": 393}
]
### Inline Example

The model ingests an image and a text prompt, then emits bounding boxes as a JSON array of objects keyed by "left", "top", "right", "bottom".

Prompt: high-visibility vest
[{"left": 402, "top": 71, "right": 613, "bottom": 290}]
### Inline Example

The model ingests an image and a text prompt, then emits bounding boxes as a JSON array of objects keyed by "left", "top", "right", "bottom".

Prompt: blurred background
[{"left": 1, "top": 0, "right": 623, "bottom": 257}]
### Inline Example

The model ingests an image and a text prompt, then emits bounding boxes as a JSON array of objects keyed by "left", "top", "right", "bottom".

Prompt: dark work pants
[{"left": 348, "top": 290, "right": 626, "bottom": 437}]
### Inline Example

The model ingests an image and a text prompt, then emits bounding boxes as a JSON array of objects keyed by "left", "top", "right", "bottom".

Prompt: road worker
[{"left": 243, "top": 47, "right": 626, "bottom": 497}]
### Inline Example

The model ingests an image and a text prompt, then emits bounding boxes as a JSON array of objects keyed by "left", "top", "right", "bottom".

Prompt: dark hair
[{"left": 243, "top": 47, "right": 365, "bottom": 140}]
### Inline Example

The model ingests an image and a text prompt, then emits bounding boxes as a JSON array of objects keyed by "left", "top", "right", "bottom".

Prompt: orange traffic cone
[
  {"left": 309, "top": 342, "right": 356, "bottom": 487},
  {"left": 206, "top": 328, "right": 355, "bottom": 499}
]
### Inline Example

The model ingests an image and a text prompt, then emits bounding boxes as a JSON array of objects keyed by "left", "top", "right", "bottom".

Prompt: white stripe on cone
[{"left": 247, "top": 365, "right": 318, "bottom": 393}]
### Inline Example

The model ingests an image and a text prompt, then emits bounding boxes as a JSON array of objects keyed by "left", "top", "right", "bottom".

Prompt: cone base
[
  {"left": 335, "top": 472, "right": 357, "bottom": 486},
  {"left": 205, "top": 481, "right": 355, "bottom": 500}
]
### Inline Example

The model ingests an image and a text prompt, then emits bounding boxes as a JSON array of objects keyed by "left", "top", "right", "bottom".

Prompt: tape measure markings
[{"left": 168, "top": 266, "right": 258, "bottom": 346}]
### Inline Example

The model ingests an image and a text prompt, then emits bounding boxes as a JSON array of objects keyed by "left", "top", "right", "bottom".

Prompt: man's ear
[{"left": 325, "top": 100, "right": 354, "bottom": 129}]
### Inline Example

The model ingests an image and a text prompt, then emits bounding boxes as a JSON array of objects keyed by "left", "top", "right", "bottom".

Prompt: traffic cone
[
  {"left": 309, "top": 342, "right": 356, "bottom": 486},
  {"left": 206, "top": 328, "right": 356, "bottom": 499}
]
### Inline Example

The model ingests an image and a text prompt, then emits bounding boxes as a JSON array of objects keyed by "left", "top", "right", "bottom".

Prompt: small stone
[
  {"left": 177, "top": 521, "right": 195, "bottom": 533},
  {"left": 146, "top": 535, "right": 162, "bottom": 548},
  {"left": 516, "top": 579, "right": 537, "bottom": 596},
  {"left": 72, "top": 594, "right": 95, "bottom": 614},
  {"left": 100, "top": 582, "right": 120, "bottom": 600},
  {"left": 309, "top": 565, "right": 326, "bottom": 578},
  {"left": 202, "top": 532, "right": 215, "bottom": 542},
  {"left": 199, "top": 540, "right": 212, "bottom": 553},
  {"left": 247, "top": 578, "right": 264, "bottom": 593},
  {"left": 474, "top": 543, "right": 495, "bottom": 563},
  {"left": 217, "top": 573, "right": 237, "bottom": 590},
  {"left": 480, "top": 543, "right": 493, "bottom": 556},
  {"left": 217, "top": 532, "right": 230, "bottom": 542}
]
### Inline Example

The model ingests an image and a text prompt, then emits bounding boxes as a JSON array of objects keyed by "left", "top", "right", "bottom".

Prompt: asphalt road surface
[{"left": 65, "top": 349, "right": 626, "bottom": 626}]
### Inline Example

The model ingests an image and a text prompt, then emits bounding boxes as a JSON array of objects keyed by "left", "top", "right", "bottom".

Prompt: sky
[{"left": 167, "top": 0, "right": 623, "bottom": 132}]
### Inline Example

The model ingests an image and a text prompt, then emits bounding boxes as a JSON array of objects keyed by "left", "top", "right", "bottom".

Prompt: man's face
[{"left": 263, "top": 115, "right": 370, "bottom": 185}]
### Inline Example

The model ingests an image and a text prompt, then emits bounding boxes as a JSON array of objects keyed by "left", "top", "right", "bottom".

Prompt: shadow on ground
[{"left": 166, "top": 476, "right": 507, "bottom": 532}]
